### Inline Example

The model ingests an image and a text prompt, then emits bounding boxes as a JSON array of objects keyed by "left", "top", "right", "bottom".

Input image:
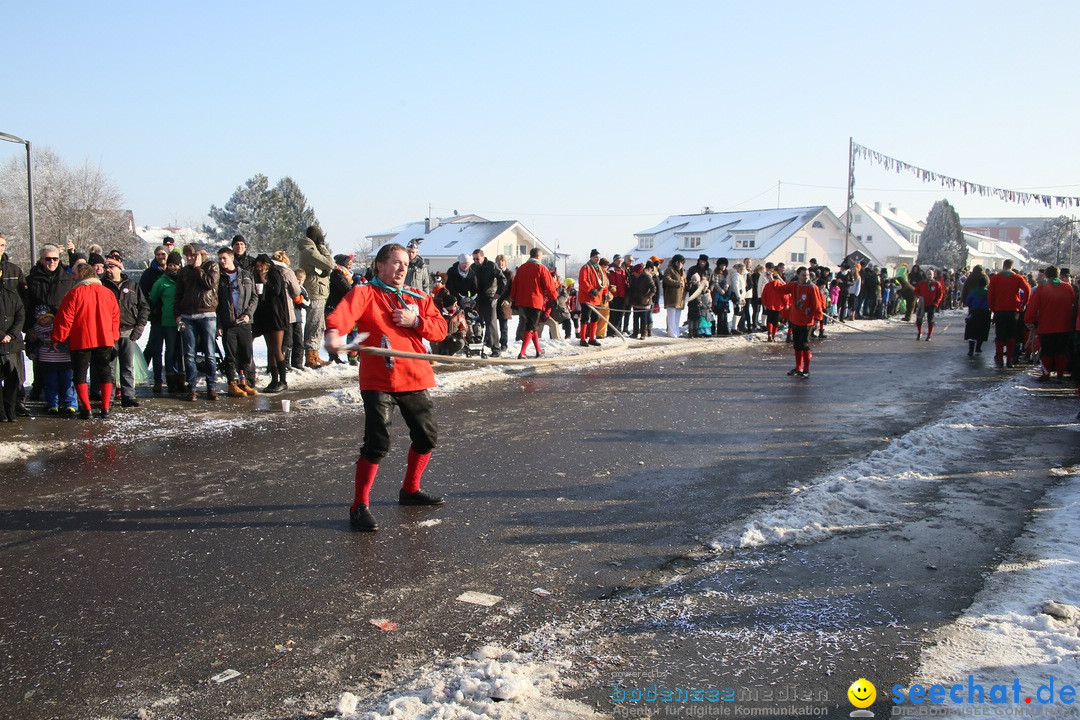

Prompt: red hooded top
[
  {"left": 987, "top": 270, "right": 1031, "bottom": 312},
  {"left": 781, "top": 281, "right": 824, "bottom": 326},
  {"left": 915, "top": 279, "right": 945, "bottom": 308},
  {"left": 325, "top": 283, "right": 445, "bottom": 393},
  {"left": 51, "top": 278, "right": 120, "bottom": 351},
  {"left": 1024, "top": 281, "right": 1076, "bottom": 335},
  {"left": 509, "top": 260, "right": 558, "bottom": 311},
  {"left": 760, "top": 279, "right": 789, "bottom": 311}
]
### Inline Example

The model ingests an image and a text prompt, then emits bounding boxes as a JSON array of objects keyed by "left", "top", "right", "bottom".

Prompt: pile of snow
[{"left": 334, "top": 645, "right": 602, "bottom": 720}]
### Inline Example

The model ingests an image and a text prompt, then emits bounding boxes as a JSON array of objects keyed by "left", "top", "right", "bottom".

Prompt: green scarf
[{"left": 371, "top": 276, "right": 425, "bottom": 306}]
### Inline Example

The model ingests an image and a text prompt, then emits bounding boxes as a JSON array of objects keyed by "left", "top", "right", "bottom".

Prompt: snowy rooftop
[
  {"left": 368, "top": 216, "right": 527, "bottom": 256},
  {"left": 850, "top": 201, "right": 921, "bottom": 254},
  {"left": 632, "top": 207, "right": 832, "bottom": 260},
  {"left": 135, "top": 225, "right": 210, "bottom": 247}
]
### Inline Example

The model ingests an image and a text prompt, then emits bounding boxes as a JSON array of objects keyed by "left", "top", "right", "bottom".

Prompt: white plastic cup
[{"left": 280, "top": 399, "right": 291, "bottom": 413}]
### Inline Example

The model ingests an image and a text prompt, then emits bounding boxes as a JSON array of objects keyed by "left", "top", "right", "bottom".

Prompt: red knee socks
[
  {"left": 531, "top": 331, "right": 541, "bottom": 355},
  {"left": 99, "top": 382, "right": 113, "bottom": 411},
  {"left": 352, "top": 458, "right": 379, "bottom": 511},
  {"left": 75, "top": 383, "right": 91, "bottom": 411},
  {"left": 403, "top": 448, "right": 430, "bottom": 494}
]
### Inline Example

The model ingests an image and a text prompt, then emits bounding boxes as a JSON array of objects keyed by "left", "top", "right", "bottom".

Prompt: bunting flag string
[{"left": 851, "top": 141, "right": 1080, "bottom": 209}]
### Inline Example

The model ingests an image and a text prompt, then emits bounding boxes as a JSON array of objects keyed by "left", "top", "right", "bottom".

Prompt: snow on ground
[
  {"left": 707, "top": 375, "right": 1068, "bottom": 552},
  {"left": 917, "top": 463, "right": 1080, "bottom": 691},
  {"left": 335, "top": 646, "right": 604, "bottom": 720}
]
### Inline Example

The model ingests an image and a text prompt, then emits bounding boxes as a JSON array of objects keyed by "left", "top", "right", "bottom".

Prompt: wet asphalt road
[{"left": 0, "top": 316, "right": 1077, "bottom": 719}]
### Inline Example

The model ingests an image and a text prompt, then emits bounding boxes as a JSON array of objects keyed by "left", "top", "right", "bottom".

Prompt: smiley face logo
[{"left": 848, "top": 678, "right": 876, "bottom": 709}]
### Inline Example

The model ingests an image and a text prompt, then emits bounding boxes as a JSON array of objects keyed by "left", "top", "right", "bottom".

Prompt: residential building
[
  {"left": 631, "top": 206, "right": 848, "bottom": 270},
  {"left": 839, "top": 201, "right": 922, "bottom": 273},
  {"left": 367, "top": 214, "right": 559, "bottom": 276}
]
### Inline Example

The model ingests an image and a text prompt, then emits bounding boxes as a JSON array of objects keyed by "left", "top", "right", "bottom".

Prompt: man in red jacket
[
  {"left": 914, "top": 269, "right": 946, "bottom": 341},
  {"left": 1024, "top": 266, "right": 1076, "bottom": 382},
  {"left": 324, "top": 243, "right": 448, "bottom": 532},
  {"left": 987, "top": 259, "right": 1032, "bottom": 367},
  {"left": 780, "top": 267, "right": 824, "bottom": 378},
  {"left": 508, "top": 247, "right": 558, "bottom": 359}
]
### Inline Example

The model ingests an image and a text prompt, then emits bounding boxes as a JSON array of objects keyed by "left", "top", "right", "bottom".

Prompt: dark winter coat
[
  {"left": 326, "top": 266, "right": 354, "bottom": 316},
  {"left": 473, "top": 258, "right": 500, "bottom": 298},
  {"left": 253, "top": 264, "right": 291, "bottom": 336},
  {"left": 1, "top": 253, "right": 27, "bottom": 302},
  {"left": 102, "top": 275, "right": 150, "bottom": 340},
  {"left": 175, "top": 262, "right": 220, "bottom": 317},
  {"left": 234, "top": 252, "right": 255, "bottom": 274},
  {"left": 216, "top": 267, "right": 258, "bottom": 329},
  {"left": 0, "top": 284, "right": 25, "bottom": 355},
  {"left": 25, "top": 262, "right": 75, "bottom": 331},
  {"left": 139, "top": 259, "right": 165, "bottom": 322},
  {"left": 445, "top": 263, "right": 479, "bottom": 299},
  {"left": 628, "top": 271, "right": 657, "bottom": 309}
]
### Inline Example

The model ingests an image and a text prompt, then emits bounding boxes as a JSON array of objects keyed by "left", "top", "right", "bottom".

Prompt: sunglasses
[{"left": 43, "top": 257, "right": 60, "bottom": 262}]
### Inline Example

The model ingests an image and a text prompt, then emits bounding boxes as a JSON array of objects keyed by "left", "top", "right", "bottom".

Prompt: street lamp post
[{"left": 0, "top": 131, "right": 36, "bottom": 263}]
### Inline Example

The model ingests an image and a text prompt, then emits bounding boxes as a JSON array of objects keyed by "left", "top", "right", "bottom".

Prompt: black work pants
[{"left": 360, "top": 389, "right": 438, "bottom": 464}]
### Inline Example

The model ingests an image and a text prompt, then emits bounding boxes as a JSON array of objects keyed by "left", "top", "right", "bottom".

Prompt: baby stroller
[{"left": 458, "top": 294, "right": 487, "bottom": 357}]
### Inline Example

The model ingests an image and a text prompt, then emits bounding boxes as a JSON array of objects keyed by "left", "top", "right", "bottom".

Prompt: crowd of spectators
[{"left": 1, "top": 228, "right": 1076, "bottom": 422}]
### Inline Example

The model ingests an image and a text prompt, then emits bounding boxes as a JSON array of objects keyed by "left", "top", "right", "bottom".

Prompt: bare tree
[{"left": 0, "top": 147, "right": 143, "bottom": 269}]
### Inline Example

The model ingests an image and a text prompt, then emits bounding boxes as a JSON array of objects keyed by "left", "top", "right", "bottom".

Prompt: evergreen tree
[
  {"left": 207, "top": 174, "right": 319, "bottom": 256},
  {"left": 917, "top": 199, "right": 968, "bottom": 270},
  {"left": 1025, "top": 216, "right": 1076, "bottom": 266},
  {"left": 269, "top": 177, "right": 317, "bottom": 256}
]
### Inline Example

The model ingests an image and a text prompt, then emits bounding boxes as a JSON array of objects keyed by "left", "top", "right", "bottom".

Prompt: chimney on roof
[
  {"left": 425, "top": 216, "right": 440, "bottom": 233},
  {"left": 874, "top": 202, "right": 882, "bottom": 213},
  {"left": 702, "top": 206, "right": 713, "bottom": 214}
]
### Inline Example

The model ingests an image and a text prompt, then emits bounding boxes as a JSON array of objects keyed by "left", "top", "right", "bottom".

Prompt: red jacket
[
  {"left": 606, "top": 267, "right": 628, "bottom": 299},
  {"left": 325, "top": 283, "right": 445, "bottom": 393},
  {"left": 51, "top": 279, "right": 120, "bottom": 351},
  {"left": 987, "top": 271, "right": 1031, "bottom": 312},
  {"left": 1024, "top": 281, "right": 1076, "bottom": 335},
  {"left": 760, "top": 279, "right": 788, "bottom": 311},
  {"left": 780, "top": 282, "right": 824, "bottom": 326},
  {"left": 915, "top": 280, "right": 945, "bottom": 308},
  {"left": 578, "top": 263, "right": 608, "bottom": 306},
  {"left": 509, "top": 260, "right": 558, "bottom": 310}
]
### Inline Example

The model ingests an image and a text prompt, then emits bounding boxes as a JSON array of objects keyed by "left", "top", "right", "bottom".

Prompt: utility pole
[
  {"left": 0, "top": 131, "right": 36, "bottom": 262},
  {"left": 844, "top": 137, "right": 855, "bottom": 263}
]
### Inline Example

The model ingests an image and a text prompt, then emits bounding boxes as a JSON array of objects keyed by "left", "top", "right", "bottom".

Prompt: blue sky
[{"left": 4, "top": 0, "right": 1078, "bottom": 260}]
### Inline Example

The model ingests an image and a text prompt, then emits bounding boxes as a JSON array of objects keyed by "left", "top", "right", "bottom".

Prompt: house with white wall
[
  {"left": 630, "top": 207, "right": 848, "bottom": 269},
  {"left": 367, "top": 214, "right": 559, "bottom": 276},
  {"left": 839, "top": 201, "right": 922, "bottom": 273}
]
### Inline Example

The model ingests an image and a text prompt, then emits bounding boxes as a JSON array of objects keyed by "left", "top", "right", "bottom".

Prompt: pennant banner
[{"left": 852, "top": 141, "right": 1080, "bottom": 209}]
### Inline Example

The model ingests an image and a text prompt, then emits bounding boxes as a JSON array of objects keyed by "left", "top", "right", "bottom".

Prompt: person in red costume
[
  {"left": 508, "top": 247, "right": 558, "bottom": 359},
  {"left": 324, "top": 243, "right": 448, "bottom": 532},
  {"left": 1024, "top": 265, "right": 1076, "bottom": 382},
  {"left": 780, "top": 266, "right": 824, "bottom": 378},
  {"left": 987, "top": 259, "right": 1032, "bottom": 367},
  {"left": 51, "top": 263, "right": 120, "bottom": 419},
  {"left": 759, "top": 270, "right": 788, "bottom": 342},
  {"left": 914, "top": 268, "right": 946, "bottom": 341}
]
